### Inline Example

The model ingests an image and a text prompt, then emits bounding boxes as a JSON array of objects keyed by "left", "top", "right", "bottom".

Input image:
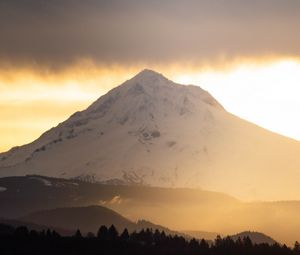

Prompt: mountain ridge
[{"left": 0, "top": 175, "right": 295, "bottom": 245}]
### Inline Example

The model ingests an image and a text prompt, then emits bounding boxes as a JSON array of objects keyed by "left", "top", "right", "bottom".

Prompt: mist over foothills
[{"left": 1, "top": 0, "right": 300, "bottom": 252}]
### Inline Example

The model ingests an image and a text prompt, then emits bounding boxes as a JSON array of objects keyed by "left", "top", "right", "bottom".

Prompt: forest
[{"left": 1, "top": 224, "right": 300, "bottom": 255}]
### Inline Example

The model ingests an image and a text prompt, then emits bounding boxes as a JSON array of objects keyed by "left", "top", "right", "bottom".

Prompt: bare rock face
[{"left": 1, "top": 69, "right": 300, "bottom": 201}]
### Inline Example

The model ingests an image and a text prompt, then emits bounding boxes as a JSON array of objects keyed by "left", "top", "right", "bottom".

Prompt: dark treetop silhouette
[{"left": 0, "top": 223, "right": 299, "bottom": 255}]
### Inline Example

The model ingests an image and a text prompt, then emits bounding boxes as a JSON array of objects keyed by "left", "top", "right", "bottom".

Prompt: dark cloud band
[{"left": 0, "top": 0, "right": 300, "bottom": 67}]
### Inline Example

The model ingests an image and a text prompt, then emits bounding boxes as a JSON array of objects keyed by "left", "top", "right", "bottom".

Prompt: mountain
[
  {"left": 183, "top": 230, "right": 278, "bottom": 245},
  {"left": 1, "top": 175, "right": 300, "bottom": 245},
  {"left": 0, "top": 175, "right": 238, "bottom": 219},
  {"left": 0, "top": 218, "right": 73, "bottom": 236},
  {"left": 1, "top": 69, "right": 300, "bottom": 200},
  {"left": 0, "top": 176, "right": 300, "bottom": 245},
  {"left": 19, "top": 206, "right": 135, "bottom": 234},
  {"left": 230, "top": 231, "right": 277, "bottom": 245},
  {"left": 0, "top": 208, "right": 184, "bottom": 238},
  {"left": 19, "top": 205, "right": 186, "bottom": 237},
  {"left": 183, "top": 230, "right": 221, "bottom": 241}
]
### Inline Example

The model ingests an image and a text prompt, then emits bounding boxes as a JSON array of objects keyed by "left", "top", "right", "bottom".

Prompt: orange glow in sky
[{"left": 174, "top": 59, "right": 300, "bottom": 142}]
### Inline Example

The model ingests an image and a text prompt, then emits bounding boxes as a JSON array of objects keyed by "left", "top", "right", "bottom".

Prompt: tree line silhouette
[{"left": 0, "top": 224, "right": 300, "bottom": 255}]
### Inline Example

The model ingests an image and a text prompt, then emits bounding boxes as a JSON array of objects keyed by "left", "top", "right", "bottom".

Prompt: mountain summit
[
  {"left": 85, "top": 69, "right": 223, "bottom": 121},
  {"left": 1, "top": 70, "right": 300, "bottom": 200}
]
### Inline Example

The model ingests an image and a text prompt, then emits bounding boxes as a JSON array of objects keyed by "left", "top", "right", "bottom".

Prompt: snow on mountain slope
[{"left": 1, "top": 69, "right": 300, "bottom": 200}]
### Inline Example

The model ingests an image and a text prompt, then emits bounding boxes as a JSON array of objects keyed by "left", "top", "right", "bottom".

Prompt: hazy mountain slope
[
  {"left": 0, "top": 176, "right": 300, "bottom": 245},
  {"left": 183, "top": 230, "right": 278, "bottom": 245},
  {"left": 230, "top": 231, "right": 277, "bottom": 245},
  {"left": 0, "top": 218, "right": 73, "bottom": 236},
  {"left": 183, "top": 231, "right": 221, "bottom": 241},
  {"left": 19, "top": 205, "right": 185, "bottom": 237},
  {"left": 0, "top": 210, "right": 184, "bottom": 238},
  {"left": 1, "top": 69, "right": 300, "bottom": 200},
  {"left": 19, "top": 206, "right": 136, "bottom": 234},
  {"left": 0, "top": 175, "right": 238, "bottom": 219}
]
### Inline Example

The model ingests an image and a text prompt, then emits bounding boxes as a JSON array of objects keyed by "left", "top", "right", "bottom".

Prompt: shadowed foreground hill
[
  {"left": 0, "top": 219, "right": 73, "bottom": 236},
  {"left": 231, "top": 231, "right": 277, "bottom": 245},
  {"left": 1, "top": 176, "right": 300, "bottom": 245},
  {"left": 19, "top": 205, "right": 184, "bottom": 237},
  {"left": 0, "top": 175, "right": 237, "bottom": 219},
  {"left": 182, "top": 231, "right": 278, "bottom": 245},
  {"left": 19, "top": 206, "right": 135, "bottom": 234}
]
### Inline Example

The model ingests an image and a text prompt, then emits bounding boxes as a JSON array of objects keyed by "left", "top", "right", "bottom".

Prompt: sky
[{"left": 0, "top": 0, "right": 300, "bottom": 152}]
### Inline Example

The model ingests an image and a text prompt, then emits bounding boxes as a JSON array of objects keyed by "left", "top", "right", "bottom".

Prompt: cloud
[
  {"left": 1, "top": 0, "right": 300, "bottom": 68},
  {"left": 99, "top": 195, "right": 124, "bottom": 205}
]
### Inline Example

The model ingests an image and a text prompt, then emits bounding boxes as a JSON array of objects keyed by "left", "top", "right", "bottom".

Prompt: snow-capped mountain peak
[{"left": 0, "top": 70, "right": 300, "bottom": 201}]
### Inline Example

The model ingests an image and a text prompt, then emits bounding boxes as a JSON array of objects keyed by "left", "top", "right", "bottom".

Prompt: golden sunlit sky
[{"left": 1, "top": 0, "right": 300, "bottom": 152}]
